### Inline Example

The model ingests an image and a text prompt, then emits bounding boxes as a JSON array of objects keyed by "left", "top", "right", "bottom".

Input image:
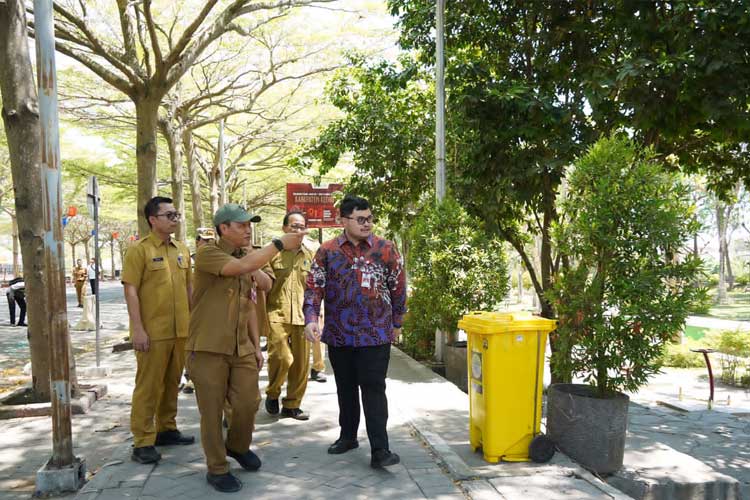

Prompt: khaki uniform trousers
[
  {"left": 188, "top": 351, "right": 260, "bottom": 475},
  {"left": 266, "top": 322, "right": 310, "bottom": 409},
  {"left": 130, "top": 338, "right": 186, "bottom": 447},
  {"left": 74, "top": 280, "right": 85, "bottom": 305},
  {"left": 311, "top": 340, "right": 325, "bottom": 372}
]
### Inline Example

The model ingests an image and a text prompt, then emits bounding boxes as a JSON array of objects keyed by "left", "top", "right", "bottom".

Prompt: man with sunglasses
[
  {"left": 303, "top": 194, "right": 406, "bottom": 468},
  {"left": 264, "top": 210, "right": 316, "bottom": 420},
  {"left": 122, "top": 196, "right": 194, "bottom": 465}
]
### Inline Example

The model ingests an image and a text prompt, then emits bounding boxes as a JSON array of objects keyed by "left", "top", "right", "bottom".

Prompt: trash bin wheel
[{"left": 529, "top": 434, "right": 555, "bottom": 463}]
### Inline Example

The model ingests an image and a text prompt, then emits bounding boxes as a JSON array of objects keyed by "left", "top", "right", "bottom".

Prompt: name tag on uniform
[
  {"left": 152, "top": 257, "right": 164, "bottom": 262},
  {"left": 177, "top": 255, "right": 184, "bottom": 265}
]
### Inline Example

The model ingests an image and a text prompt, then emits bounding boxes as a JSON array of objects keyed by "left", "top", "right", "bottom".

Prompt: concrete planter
[
  {"left": 443, "top": 341, "right": 468, "bottom": 393},
  {"left": 547, "top": 383, "right": 629, "bottom": 475}
]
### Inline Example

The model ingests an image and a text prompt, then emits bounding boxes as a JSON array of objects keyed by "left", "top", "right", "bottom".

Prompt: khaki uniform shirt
[
  {"left": 73, "top": 266, "right": 87, "bottom": 282},
  {"left": 121, "top": 232, "right": 192, "bottom": 341},
  {"left": 256, "top": 263, "right": 274, "bottom": 338},
  {"left": 187, "top": 237, "right": 256, "bottom": 356},
  {"left": 266, "top": 243, "right": 315, "bottom": 326}
]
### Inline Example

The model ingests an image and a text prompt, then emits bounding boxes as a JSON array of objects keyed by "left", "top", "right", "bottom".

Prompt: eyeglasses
[
  {"left": 342, "top": 215, "right": 376, "bottom": 225},
  {"left": 289, "top": 224, "right": 307, "bottom": 230},
  {"left": 156, "top": 211, "right": 181, "bottom": 221}
]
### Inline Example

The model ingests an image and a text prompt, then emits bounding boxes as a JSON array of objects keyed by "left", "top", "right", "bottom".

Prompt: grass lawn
[
  {"left": 698, "top": 289, "right": 750, "bottom": 321},
  {"left": 684, "top": 325, "right": 709, "bottom": 341}
]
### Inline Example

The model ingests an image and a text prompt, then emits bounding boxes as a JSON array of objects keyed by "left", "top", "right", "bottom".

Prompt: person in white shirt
[{"left": 87, "top": 258, "right": 98, "bottom": 295}]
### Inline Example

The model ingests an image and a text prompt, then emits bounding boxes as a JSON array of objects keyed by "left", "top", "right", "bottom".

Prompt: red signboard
[{"left": 286, "top": 183, "right": 344, "bottom": 228}]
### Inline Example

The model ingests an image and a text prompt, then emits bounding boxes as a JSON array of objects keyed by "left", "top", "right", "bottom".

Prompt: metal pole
[
  {"left": 435, "top": 0, "right": 446, "bottom": 203},
  {"left": 34, "top": 0, "right": 74, "bottom": 467},
  {"left": 93, "top": 178, "right": 101, "bottom": 368},
  {"left": 218, "top": 119, "right": 226, "bottom": 205}
]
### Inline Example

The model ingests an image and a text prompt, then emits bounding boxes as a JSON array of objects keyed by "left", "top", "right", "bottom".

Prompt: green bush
[
  {"left": 689, "top": 287, "right": 713, "bottom": 315},
  {"left": 551, "top": 136, "right": 703, "bottom": 397},
  {"left": 734, "top": 274, "right": 749, "bottom": 288},
  {"left": 658, "top": 341, "right": 706, "bottom": 368},
  {"left": 705, "top": 274, "right": 719, "bottom": 288},
  {"left": 402, "top": 197, "right": 509, "bottom": 359},
  {"left": 705, "top": 329, "right": 750, "bottom": 384}
]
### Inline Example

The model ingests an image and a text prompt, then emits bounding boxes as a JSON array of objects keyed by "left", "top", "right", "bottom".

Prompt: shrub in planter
[
  {"left": 402, "top": 197, "right": 509, "bottom": 360},
  {"left": 547, "top": 136, "right": 703, "bottom": 474}
]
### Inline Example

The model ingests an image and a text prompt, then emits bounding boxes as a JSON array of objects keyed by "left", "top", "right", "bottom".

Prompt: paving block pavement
[{"left": 4, "top": 284, "right": 750, "bottom": 499}]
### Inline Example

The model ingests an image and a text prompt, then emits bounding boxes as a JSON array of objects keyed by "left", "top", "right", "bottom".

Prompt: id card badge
[{"left": 361, "top": 271, "right": 371, "bottom": 289}]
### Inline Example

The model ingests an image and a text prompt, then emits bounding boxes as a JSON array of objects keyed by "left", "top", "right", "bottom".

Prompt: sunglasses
[{"left": 155, "top": 211, "right": 181, "bottom": 221}]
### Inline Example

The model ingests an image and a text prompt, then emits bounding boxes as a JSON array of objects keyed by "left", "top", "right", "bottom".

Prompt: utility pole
[
  {"left": 218, "top": 119, "right": 226, "bottom": 205},
  {"left": 434, "top": 0, "right": 447, "bottom": 364},
  {"left": 92, "top": 177, "right": 101, "bottom": 367},
  {"left": 33, "top": 0, "right": 85, "bottom": 493},
  {"left": 435, "top": 0, "right": 446, "bottom": 203}
]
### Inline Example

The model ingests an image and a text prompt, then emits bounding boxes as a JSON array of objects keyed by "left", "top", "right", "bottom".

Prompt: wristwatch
[{"left": 272, "top": 237, "right": 284, "bottom": 251}]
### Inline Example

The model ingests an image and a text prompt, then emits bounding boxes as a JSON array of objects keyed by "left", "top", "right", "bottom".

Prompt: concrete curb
[
  {"left": 391, "top": 346, "right": 633, "bottom": 499},
  {"left": 0, "top": 383, "right": 107, "bottom": 419}
]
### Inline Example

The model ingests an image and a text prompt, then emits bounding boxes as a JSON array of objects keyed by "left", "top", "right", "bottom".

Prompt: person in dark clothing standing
[
  {"left": 6, "top": 277, "right": 26, "bottom": 327},
  {"left": 303, "top": 194, "right": 407, "bottom": 468}
]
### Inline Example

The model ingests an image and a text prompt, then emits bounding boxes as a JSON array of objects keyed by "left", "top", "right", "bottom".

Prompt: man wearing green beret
[{"left": 186, "top": 203, "right": 306, "bottom": 493}]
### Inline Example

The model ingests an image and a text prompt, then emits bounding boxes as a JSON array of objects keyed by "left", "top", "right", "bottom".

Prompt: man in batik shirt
[{"left": 303, "top": 194, "right": 406, "bottom": 469}]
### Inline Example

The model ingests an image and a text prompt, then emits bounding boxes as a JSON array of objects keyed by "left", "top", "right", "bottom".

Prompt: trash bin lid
[{"left": 458, "top": 311, "right": 557, "bottom": 334}]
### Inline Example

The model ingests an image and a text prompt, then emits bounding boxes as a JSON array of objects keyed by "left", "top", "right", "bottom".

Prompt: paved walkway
[
  {"left": 686, "top": 315, "right": 750, "bottom": 331},
  {"left": 2, "top": 286, "right": 750, "bottom": 499}
]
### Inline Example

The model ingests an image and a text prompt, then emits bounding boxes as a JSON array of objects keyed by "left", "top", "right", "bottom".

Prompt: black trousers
[
  {"left": 328, "top": 343, "right": 391, "bottom": 452},
  {"left": 7, "top": 291, "right": 26, "bottom": 325},
  {"left": 89, "top": 279, "right": 96, "bottom": 295}
]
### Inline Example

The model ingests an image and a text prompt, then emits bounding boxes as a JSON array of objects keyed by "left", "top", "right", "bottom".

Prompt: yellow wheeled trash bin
[{"left": 457, "top": 311, "right": 557, "bottom": 463}]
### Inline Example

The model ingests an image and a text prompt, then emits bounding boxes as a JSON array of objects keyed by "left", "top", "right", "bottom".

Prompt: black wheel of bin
[{"left": 529, "top": 434, "right": 555, "bottom": 463}]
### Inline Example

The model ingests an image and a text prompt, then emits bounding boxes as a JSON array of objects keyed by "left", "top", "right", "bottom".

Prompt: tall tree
[
  {"left": 0, "top": 0, "right": 53, "bottom": 400},
  {"left": 38, "top": 0, "right": 336, "bottom": 234}
]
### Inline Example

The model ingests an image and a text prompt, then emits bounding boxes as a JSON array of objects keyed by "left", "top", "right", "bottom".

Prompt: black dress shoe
[
  {"left": 226, "top": 447, "right": 261, "bottom": 471},
  {"left": 155, "top": 430, "right": 195, "bottom": 446},
  {"left": 206, "top": 472, "right": 242, "bottom": 493},
  {"left": 327, "top": 438, "right": 359, "bottom": 455},
  {"left": 280, "top": 407, "right": 310, "bottom": 420},
  {"left": 310, "top": 369, "right": 327, "bottom": 383},
  {"left": 371, "top": 449, "right": 400, "bottom": 468},
  {"left": 265, "top": 398, "right": 279, "bottom": 415},
  {"left": 131, "top": 445, "right": 161, "bottom": 464},
  {"left": 17, "top": 322, "right": 26, "bottom": 327}
]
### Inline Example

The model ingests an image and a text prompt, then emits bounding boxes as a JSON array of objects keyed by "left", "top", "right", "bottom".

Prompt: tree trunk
[
  {"left": 135, "top": 97, "right": 160, "bottom": 237},
  {"left": 724, "top": 237, "right": 734, "bottom": 290},
  {"left": 0, "top": 0, "right": 51, "bottom": 400},
  {"left": 110, "top": 239, "right": 115, "bottom": 278},
  {"left": 209, "top": 158, "right": 219, "bottom": 217},
  {"left": 183, "top": 128, "right": 204, "bottom": 229},
  {"left": 70, "top": 242, "right": 76, "bottom": 265},
  {"left": 11, "top": 213, "right": 19, "bottom": 275},
  {"left": 717, "top": 204, "right": 728, "bottom": 305},
  {"left": 159, "top": 121, "right": 186, "bottom": 241}
]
